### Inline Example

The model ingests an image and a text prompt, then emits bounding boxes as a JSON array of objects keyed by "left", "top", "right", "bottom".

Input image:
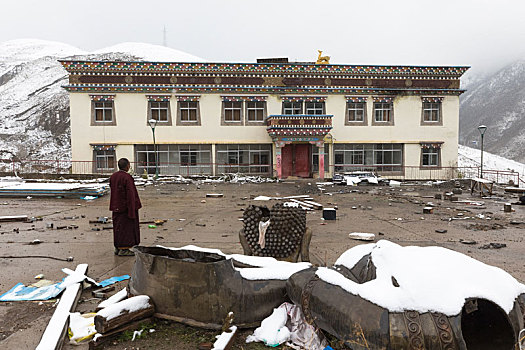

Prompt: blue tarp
[{"left": 0, "top": 274, "right": 130, "bottom": 302}]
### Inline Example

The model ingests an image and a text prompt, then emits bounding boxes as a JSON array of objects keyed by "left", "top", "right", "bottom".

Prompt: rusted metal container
[
  {"left": 128, "top": 246, "right": 289, "bottom": 329},
  {"left": 287, "top": 265, "right": 525, "bottom": 350}
]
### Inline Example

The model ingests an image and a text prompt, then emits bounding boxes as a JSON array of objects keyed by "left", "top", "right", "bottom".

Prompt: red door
[
  {"left": 294, "top": 144, "right": 310, "bottom": 177},
  {"left": 281, "top": 144, "right": 293, "bottom": 178}
]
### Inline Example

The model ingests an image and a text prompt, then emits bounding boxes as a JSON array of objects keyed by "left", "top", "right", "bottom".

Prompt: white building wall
[{"left": 70, "top": 92, "right": 459, "bottom": 177}]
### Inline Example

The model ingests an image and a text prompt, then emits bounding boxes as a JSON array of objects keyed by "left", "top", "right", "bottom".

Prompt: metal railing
[{"left": 0, "top": 158, "right": 521, "bottom": 184}]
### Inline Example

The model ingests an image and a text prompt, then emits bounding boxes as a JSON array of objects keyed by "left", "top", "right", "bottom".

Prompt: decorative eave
[
  {"left": 267, "top": 114, "right": 333, "bottom": 137},
  {"left": 63, "top": 84, "right": 466, "bottom": 96},
  {"left": 59, "top": 60, "right": 469, "bottom": 78}
]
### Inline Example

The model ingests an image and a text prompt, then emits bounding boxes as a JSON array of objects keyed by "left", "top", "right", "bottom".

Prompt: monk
[{"left": 109, "top": 158, "right": 142, "bottom": 256}]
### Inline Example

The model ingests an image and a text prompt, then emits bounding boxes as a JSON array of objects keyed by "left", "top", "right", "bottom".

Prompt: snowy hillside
[
  {"left": 0, "top": 39, "right": 204, "bottom": 162},
  {"left": 458, "top": 145, "right": 525, "bottom": 182},
  {"left": 459, "top": 59, "right": 525, "bottom": 163}
]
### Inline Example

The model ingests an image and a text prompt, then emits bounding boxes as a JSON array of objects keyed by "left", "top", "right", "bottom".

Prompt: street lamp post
[
  {"left": 148, "top": 118, "right": 159, "bottom": 179},
  {"left": 478, "top": 125, "right": 487, "bottom": 178}
]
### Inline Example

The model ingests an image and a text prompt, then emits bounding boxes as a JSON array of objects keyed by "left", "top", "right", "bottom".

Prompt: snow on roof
[
  {"left": 317, "top": 240, "right": 525, "bottom": 316},
  {"left": 158, "top": 245, "right": 311, "bottom": 281},
  {"left": 93, "top": 42, "right": 205, "bottom": 62}
]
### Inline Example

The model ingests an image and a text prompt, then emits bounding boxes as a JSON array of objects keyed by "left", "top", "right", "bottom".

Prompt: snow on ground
[
  {"left": 459, "top": 144, "right": 525, "bottom": 181},
  {"left": 316, "top": 240, "right": 525, "bottom": 316}
]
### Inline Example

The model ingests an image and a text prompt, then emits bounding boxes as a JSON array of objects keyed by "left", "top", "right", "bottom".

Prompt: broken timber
[
  {"left": 94, "top": 296, "right": 155, "bottom": 334},
  {"left": 89, "top": 317, "right": 154, "bottom": 349},
  {"left": 35, "top": 263, "right": 88, "bottom": 350}
]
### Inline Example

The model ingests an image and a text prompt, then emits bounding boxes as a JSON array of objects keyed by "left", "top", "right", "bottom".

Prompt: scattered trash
[
  {"left": 148, "top": 225, "right": 156, "bottom": 229},
  {"left": 206, "top": 193, "right": 224, "bottom": 198},
  {"left": 68, "top": 312, "right": 97, "bottom": 344},
  {"left": 201, "top": 199, "right": 207, "bottom": 203},
  {"left": 459, "top": 239, "right": 477, "bottom": 245},
  {"left": 423, "top": 207, "right": 434, "bottom": 214},
  {"left": 349, "top": 232, "right": 375, "bottom": 241},
  {"left": 504, "top": 203, "right": 513, "bottom": 213},
  {"left": 479, "top": 243, "right": 507, "bottom": 249},
  {"left": 322, "top": 208, "right": 336, "bottom": 220},
  {"left": 35, "top": 274, "right": 44, "bottom": 279},
  {"left": 29, "top": 239, "right": 42, "bottom": 245},
  {"left": 246, "top": 306, "right": 290, "bottom": 346},
  {"left": 435, "top": 229, "right": 447, "bottom": 233},
  {"left": 389, "top": 180, "right": 401, "bottom": 187}
]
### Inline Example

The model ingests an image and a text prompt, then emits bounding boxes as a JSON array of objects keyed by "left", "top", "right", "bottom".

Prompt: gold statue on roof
[{"left": 316, "top": 50, "right": 330, "bottom": 64}]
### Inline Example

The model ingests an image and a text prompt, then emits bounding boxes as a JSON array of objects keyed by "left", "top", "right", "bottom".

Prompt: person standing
[{"left": 109, "top": 158, "right": 142, "bottom": 256}]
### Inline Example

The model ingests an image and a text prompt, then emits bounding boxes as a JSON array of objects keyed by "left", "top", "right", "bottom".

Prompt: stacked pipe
[{"left": 242, "top": 203, "right": 306, "bottom": 258}]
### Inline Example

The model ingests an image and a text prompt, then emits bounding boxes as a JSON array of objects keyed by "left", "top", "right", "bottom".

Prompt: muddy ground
[{"left": 0, "top": 179, "right": 524, "bottom": 349}]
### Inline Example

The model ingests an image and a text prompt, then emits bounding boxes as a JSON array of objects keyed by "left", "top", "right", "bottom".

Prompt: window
[
  {"left": 373, "top": 103, "right": 392, "bottom": 122},
  {"left": 334, "top": 144, "right": 403, "bottom": 173},
  {"left": 305, "top": 102, "right": 325, "bottom": 115},
  {"left": 246, "top": 101, "right": 266, "bottom": 122},
  {"left": 91, "top": 98, "right": 116, "bottom": 126},
  {"left": 94, "top": 150, "right": 115, "bottom": 172},
  {"left": 94, "top": 102, "right": 113, "bottom": 122},
  {"left": 180, "top": 150, "right": 197, "bottom": 166},
  {"left": 347, "top": 102, "right": 366, "bottom": 123},
  {"left": 283, "top": 101, "right": 302, "bottom": 115},
  {"left": 422, "top": 102, "right": 441, "bottom": 123},
  {"left": 135, "top": 144, "right": 212, "bottom": 175},
  {"left": 421, "top": 146, "right": 440, "bottom": 167},
  {"left": 216, "top": 144, "right": 272, "bottom": 174},
  {"left": 179, "top": 101, "right": 198, "bottom": 122},
  {"left": 149, "top": 101, "right": 170, "bottom": 123},
  {"left": 223, "top": 101, "right": 243, "bottom": 122},
  {"left": 373, "top": 144, "right": 403, "bottom": 171}
]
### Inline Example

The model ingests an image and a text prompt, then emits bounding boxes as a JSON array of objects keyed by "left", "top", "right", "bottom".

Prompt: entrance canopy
[{"left": 267, "top": 114, "right": 333, "bottom": 179}]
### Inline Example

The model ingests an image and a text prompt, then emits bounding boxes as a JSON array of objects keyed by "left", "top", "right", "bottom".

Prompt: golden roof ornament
[{"left": 316, "top": 50, "right": 330, "bottom": 65}]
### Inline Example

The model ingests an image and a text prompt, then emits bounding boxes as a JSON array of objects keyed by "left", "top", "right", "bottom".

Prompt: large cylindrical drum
[{"left": 128, "top": 246, "right": 289, "bottom": 329}]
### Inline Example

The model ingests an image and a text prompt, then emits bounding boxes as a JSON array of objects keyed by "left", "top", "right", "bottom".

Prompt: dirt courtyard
[{"left": 0, "top": 179, "right": 524, "bottom": 349}]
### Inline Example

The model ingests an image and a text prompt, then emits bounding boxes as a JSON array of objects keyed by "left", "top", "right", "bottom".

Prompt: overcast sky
[{"left": 2, "top": 0, "right": 524, "bottom": 73}]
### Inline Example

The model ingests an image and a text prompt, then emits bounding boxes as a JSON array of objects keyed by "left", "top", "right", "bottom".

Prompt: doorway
[{"left": 281, "top": 144, "right": 310, "bottom": 178}]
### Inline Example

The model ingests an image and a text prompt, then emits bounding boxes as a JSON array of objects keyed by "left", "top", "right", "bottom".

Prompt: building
[{"left": 60, "top": 59, "right": 468, "bottom": 179}]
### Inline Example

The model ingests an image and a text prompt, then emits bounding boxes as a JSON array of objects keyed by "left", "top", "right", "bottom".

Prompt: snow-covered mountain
[
  {"left": 0, "top": 39, "right": 204, "bottom": 161},
  {"left": 458, "top": 144, "right": 525, "bottom": 176},
  {"left": 459, "top": 59, "right": 525, "bottom": 163}
]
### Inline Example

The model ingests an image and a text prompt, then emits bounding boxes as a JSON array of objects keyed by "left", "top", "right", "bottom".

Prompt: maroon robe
[{"left": 109, "top": 170, "right": 142, "bottom": 249}]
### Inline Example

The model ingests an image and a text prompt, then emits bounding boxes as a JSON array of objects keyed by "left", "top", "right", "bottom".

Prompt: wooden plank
[
  {"left": 289, "top": 199, "right": 314, "bottom": 208},
  {"left": 302, "top": 200, "right": 323, "bottom": 209},
  {"left": 35, "top": 264, "right": 88, "bottom": 350},
  {"left": 0, "top": 215, "right": 28, "bottom": 222},
  {"left": 89, "top": 317, "right": 154, "bottom": 349},
  {"left": 95, "top": 297, "right": 154, "bottom": 334}
]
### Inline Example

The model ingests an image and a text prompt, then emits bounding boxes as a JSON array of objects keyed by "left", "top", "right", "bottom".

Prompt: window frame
[
  {"left": 345, "top": 101, "right": 367, "bottom": 126},
  {"left": 147, "top": 101, "right": 172, "bottom": 126},
  {"left": 421, "top": 101, "right": 443, "bottom": 125},
  {"left": 91, "top": 101, "right": 116, "bottom": 126},
  {"left": 304, "top": 101, "right": 325, "bottom": 115},
  {"left": 177, "top": 100, "right": 201, "bottom": 125},
  {"left": 372, "top": 102, "right": 394, "bottom": 126},
  {"left": 282, "top": 101, "right": 303, "bottom": 115},
  {"left": 245, "top": 101, "right": 267, "bottom": 125},
  {"left": 93, "top": 149, "right": 116, "bottom": 173},
  {"left": 222, "top": 101, "right": 244, "bottom": 125},
  {"left": 421, "top": 146, "right": 441, "bottom": 168}
]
